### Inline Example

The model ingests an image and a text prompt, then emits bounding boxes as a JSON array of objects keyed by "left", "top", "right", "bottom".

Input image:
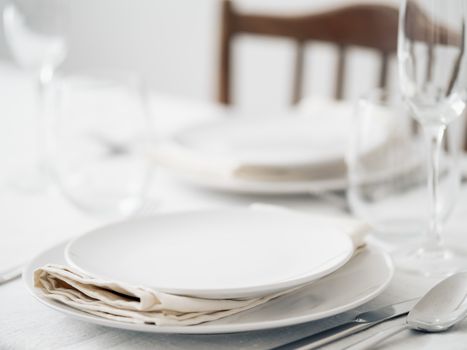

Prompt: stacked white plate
[
  {"left": 151, "top": 102, "right": 392, "bottom": 194},
  {"left": 25, "top": 208, "right": 394, "bottom": 334}
]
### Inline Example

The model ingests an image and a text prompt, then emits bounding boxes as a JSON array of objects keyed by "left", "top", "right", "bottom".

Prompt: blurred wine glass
[
  {"left": 347, "top": 89, "right": 461, "bottom": 240},
  {"left": 398, "top": 0, "right": 467, "bottom": 276},
  {"left": 48, "top": 72, "right": 154, "bottom": 219},
  {"left": 3, "top": 0, "right": 68, "bottom": 192}
]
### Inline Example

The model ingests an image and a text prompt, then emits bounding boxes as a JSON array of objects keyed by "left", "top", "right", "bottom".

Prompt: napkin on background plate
[
  {"left": 153, "top": 140, "right": 347, "bottom": 183},
  {"left": 151, "top": 110, "right": 399, "bottom": 184},
  {"left": 151, "top": 106, "right": 356, "bottom": 183},
  {"left": 34, "top": 212, "right": 369, "bottom": 327}
]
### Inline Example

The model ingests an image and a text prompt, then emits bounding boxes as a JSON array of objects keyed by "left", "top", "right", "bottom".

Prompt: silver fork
[{"left": 0, "top": 264, "right": 23, "bottom": 285}]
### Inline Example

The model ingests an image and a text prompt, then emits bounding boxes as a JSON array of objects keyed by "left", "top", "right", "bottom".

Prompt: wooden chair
[
  {"left": 218, "top": 1, "right": 467, "bottom": 150},
  {"left": 218, "top": 1, "right": 399, "bottom": 105}
]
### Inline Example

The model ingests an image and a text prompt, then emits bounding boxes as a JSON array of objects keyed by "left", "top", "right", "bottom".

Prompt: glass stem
[{"left": 423, "top": 123, "right": 446, "bottom": 247}]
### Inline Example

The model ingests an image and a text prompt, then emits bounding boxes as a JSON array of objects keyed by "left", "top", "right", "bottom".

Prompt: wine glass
[
  {"left": 47, "top": 71, "right": 154, "bottom": 219},
  {"left": 3, "top": 0, "right": 68, "bottom": 192},
  {"left": 398, "top": 0, "right": 467, "bottom": 276},
  {"left": 347, "top": 88, "right": 461, "bottom": 239}
]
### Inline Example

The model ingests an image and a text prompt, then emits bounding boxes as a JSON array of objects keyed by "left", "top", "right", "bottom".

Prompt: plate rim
[
  {"left": 24, "top": 241, "right": 394, "bottom": 334},
  {"left": 63, "top": 209, "right": 355, "bottom": 298}
]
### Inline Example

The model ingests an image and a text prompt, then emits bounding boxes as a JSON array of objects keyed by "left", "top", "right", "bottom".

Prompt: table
[{"left": 1, "top": 64, "right": 467, "bottom": 349}]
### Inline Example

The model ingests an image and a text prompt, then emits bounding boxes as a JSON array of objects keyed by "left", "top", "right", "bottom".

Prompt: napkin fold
[
  {"left": 152, "top": 140, "right": 346, "bottom": 183},
  {"left": 34, "top": 266, "right": 297, "bottom": 326},
  {"left": 34, "top": 212, "right": 369, "bottom": 327}
]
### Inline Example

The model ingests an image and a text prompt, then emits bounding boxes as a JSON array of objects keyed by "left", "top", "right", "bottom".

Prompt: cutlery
[
  {"left": 344, "top": 272, "right": 467, "bottom": 349},
  {"left": 0, "top": 264, "right": 23, "bottom": 285},
  {"left": 271, "top": 298, "right": 418, "bottom": 350}
]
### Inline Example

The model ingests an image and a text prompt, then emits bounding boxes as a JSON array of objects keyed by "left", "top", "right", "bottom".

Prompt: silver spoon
[{"left": 344, "top": 272, "right": 467, "bottom": 349}]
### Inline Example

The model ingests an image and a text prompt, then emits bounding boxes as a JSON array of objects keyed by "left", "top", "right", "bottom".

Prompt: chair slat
[
  {"left": 292, "top": 41, "right": 305, "bottom": 104},
  {"left": 218, "top": 0, "right": 233, "bottom": 104},
  {"left": 378, "top": 52, "right": 389, "bottom": 89},
  {"left": 335, "top": 45, "right": 346, "bottom": 100}
]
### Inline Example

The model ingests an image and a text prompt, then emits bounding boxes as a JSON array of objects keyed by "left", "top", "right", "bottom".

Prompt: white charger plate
[
  {"left": 25, "top": 241, "right": 393, "bottom": 334},
  {"left": 65, "top": 209, "right": 354, "bottom": 298}
]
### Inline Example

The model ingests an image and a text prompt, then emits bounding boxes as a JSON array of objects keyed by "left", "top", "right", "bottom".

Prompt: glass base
[{"left": 394, "top": 243, "right": 467, "bottom": 277}]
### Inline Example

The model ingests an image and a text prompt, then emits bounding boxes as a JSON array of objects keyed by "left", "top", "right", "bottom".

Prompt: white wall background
[{"left": 0, "top": 0, "right": 400, "bottom": 112}]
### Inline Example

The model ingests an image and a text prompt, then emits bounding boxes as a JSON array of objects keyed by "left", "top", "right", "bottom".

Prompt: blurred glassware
[
  {"left": 347, "top": 88, "right": 462, "bottom": 240},
  {"left": 48, "top": 72, "right": 154, "bottom": 219},
  {"left": 398, "top": 0, "right": 467, "bottom": 276},
  {"left": 3, "top": 0, "right": 68, "bottom": 192}
]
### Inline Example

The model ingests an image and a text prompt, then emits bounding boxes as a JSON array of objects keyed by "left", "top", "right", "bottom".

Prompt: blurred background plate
[{"left": 152, "top": 104, "right": 390, "bottom": 194}]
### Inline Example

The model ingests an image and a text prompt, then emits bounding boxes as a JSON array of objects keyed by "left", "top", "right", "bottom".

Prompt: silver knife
[
  {"left": 0, "top": 264, "right": 23, "bottom": 285},
  {"left": 271, "top": 298, "right": 419, "bottom": 350}
]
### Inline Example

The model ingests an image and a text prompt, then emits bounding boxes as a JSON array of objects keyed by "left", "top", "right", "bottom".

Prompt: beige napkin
[
  {"left": 34, "top": 266, "right": 299, "bottom": 326},
  {"left": 153, "top": 139, "right": 349, "bottom": 183},
  {"left": 34, "top": 213, "right": 368, "bottom": 327},
  {"left": 153, "top": 141, "right": 347, "bottom": 183}
]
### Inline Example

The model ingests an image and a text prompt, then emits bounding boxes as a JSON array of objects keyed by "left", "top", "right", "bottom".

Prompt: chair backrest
[{"left": 218, "top": 1, "right": 399, "bottom": 105}]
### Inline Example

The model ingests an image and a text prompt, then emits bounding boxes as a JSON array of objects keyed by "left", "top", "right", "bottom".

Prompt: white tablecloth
[{"left": 2, "top": 63, "right": 467, "bottom": 350}]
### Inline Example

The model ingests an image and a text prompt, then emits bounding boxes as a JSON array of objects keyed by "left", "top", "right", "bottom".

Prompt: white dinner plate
[
  {"left": 25, "top": 241, "right": 393, "bottom": 334},
  {"left": 152, "top": 108, "right": 389, "bottom": 194},
  {"left": 65, "top": 209, "right": 354, "bottom": 298}
]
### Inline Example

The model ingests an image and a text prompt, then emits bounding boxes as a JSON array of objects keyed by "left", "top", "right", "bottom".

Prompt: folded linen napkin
[
  {"left": 34, "top": 266, "right": 300, "bottom": 326},
  {"left": 153, "top": 141, "right": 347, "bottom": 183},
  {"left": 34, "top": 213, "right": 369, "bottom": 327},
  {"left": 155, "top": 136, "right": 418, "bottom": 184}
]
